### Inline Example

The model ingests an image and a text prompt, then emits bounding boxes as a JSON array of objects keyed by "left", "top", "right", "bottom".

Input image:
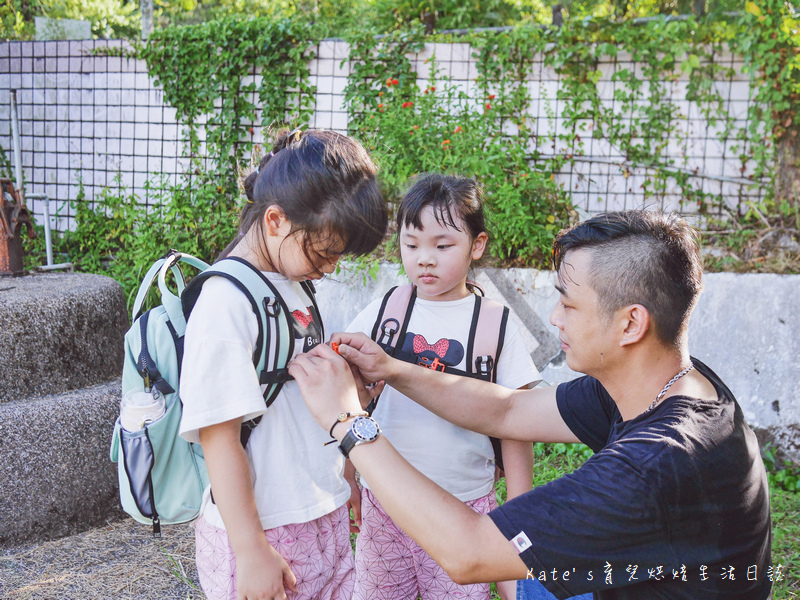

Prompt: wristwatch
[{"left": 339, "top": 416, "right": 381, "bottom": 458}]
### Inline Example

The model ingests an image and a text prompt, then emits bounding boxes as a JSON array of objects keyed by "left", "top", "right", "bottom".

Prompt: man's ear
[
  {"left": 263, "top": 205, "right": 289, "bottom": 237},
  {"left": 471, "top": 232, "right": 488, "bottom": 260},
  {"left": 619, "top": 304, "right": 650, "bottom": 347}
]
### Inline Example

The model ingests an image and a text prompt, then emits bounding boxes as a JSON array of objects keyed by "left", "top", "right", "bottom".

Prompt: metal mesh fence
[{"left": 0, "top": 38, "right": 765, "bottom": 232}]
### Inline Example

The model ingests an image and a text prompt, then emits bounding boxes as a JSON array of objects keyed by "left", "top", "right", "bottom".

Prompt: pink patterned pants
[
  {"left": 354, "top": 487, "right": 498, "bottom": 600},
  {"left": 195, "top": 504, "right": 355, "bottom": 600}
]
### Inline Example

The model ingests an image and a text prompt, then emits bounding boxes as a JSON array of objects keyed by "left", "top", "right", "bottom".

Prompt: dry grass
[{"left": 0, "top": 519, "right": 203, "bottom": 600}]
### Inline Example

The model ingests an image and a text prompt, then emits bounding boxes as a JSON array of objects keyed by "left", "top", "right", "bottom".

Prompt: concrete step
[
  {"left": 0, "top": 379, "right": 125, "bottom": 546},
  {"left": 0, "top": 272, "right": 128, "bottom": 545},
  {"left": 0, "top": 272, "right": 128, "bottom": 403}
]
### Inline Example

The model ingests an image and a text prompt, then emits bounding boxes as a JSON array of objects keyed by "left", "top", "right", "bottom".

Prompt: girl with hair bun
[{"left": 179, "top": 129, "right": 388, "bottom": 600}]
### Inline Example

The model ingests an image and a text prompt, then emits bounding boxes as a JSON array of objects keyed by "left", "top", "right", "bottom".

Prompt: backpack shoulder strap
[
  {"left": 182, "top": 257, "right": 294, "bottom": 408},
  {"left": 364, "top": 284, "right": 416, "bottom": 416},
  {"left": 371, "top": 284, "right": 416, "bottom": 356},
  {"left": 467, "top": 295, "right": 509, "bottom": 383}
]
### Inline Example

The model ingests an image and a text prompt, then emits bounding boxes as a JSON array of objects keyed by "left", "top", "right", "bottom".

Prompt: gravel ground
[{"left": 0, "top": 518, "right": 203, "bottom": 600}]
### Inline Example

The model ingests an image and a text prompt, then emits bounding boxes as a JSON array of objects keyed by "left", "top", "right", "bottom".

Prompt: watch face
[{"left": 352, "top": 417, "right": 379, "bottom": 441}]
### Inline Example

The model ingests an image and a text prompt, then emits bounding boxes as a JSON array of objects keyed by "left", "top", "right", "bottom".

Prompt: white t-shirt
[
  {"left": 347, "top": 292, "right": 540, "bottom": 501},
  {"left": 179, "top": 273, "right": 350, "bottom": 531}
]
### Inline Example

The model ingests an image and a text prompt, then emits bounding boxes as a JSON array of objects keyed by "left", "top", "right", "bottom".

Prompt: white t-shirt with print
[
  {"left": 347, "top": 292, "right": 540, "bottom": 501},
  {"left": 179, "top": 272, "right": 350, "bottom": 531}
]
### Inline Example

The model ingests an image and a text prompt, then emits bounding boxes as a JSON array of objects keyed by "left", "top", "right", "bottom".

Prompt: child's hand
[{"left": 235, "top": 537, "right": 297, "bottom": 600}]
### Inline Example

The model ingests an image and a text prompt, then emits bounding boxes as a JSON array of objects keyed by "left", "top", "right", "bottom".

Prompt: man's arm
[
  {"left": 288, "top": 346, "right": 529, "bottom": 584},
  {"left": 332, "top": 332, "right": 579, "bottom": 444}
]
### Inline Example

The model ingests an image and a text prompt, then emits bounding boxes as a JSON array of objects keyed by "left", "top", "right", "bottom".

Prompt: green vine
[
  {"left": 0, "top": 144, "right": 13, "bottom": 180},
  {"left": 737, "top": 0, "right": 800, "bottom": 182},
  {"left": 28, "top": 15, "right": 324, "bottom": 301},
  {"left": 90, "top": 43, "right": 142, "bottom": 59},
  {"left": 342, "top": 8, "right": 798, "bottom": 265},
  {"left": 345, "top": 26, "right": 570, "bottom": 266},
  {"left": 142, "top": 15, "right": 318, "bottom": 197}
]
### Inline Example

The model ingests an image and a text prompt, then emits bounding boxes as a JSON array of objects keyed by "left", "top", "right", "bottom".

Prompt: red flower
[
  {"left": 378, "top": 103, "right": 384, "bottom": 108},
  {"left": 412, "top": 125, "right": 420, "bottom": 130},
  {"left": 485, "top": 103, "right": 492, "bottom": 110},
  {"left": 248, "top": 127, "right": 254, "bottom": 135},
  {"left": 454, "top": 126, "right": 462, "bottom": 133},
  {"left": 441, "top": 139, "right": 451, "bottom": 146},
  {"left": 392, "top": 78, "right": 399, "bottom": 85},
  {"left": 379, "top": 91, "right": 384, "bottom": 97},
  {"left": 488, "top": 94, "right": 495, "bottom": 100},
  {"left": 386, "top": 78, "right": 393, "bottom": 86},
  {"left": 431, "top": 86, "right": 436, "bottom": 91},
  {"left": 402, "top": 101, "right": 414, "bottom": 109}
]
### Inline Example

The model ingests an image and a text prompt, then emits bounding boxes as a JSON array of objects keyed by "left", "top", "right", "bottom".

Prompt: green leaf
[{"left": 745, "top": 2, "right": 762, "bottom": 17}]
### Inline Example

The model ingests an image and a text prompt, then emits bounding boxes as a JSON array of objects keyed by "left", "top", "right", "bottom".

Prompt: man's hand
[
  {"left": 347, "top": 357, "right": 385, "bottom": 411},
  {"left": 329, "top": 332, "right": 396, "bottom": 385},
  {"left": 288, "top": 343, "right": 363, "bottom": 431}
]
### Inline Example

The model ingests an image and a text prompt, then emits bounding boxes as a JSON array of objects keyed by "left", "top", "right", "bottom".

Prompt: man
[{"left": 289, "top": 210, "right": 771, "bottom": 599}]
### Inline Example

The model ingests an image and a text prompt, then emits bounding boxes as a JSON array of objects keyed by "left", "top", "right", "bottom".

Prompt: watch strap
[{"left": 339, "top": 430, "right": 359, "bottom": 458}]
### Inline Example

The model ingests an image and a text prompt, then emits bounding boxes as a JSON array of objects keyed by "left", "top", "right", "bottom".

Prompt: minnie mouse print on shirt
[{"left": 398, "top": 331, "right": 464, "bottom": 372}]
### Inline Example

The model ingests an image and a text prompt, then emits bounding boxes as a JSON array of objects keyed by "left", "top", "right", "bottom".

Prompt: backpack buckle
[
  {"left": 475, "top": 355, "right": 494, "bottom": 378},
  {"left": 263, "top": 297, "right": 281, "bottom": 317},
  {"left": 260, "top": 367, "right": 290, "bottom": 385},
  {"left": 378, "top": 318, "right": 400, "bottom": 349}
]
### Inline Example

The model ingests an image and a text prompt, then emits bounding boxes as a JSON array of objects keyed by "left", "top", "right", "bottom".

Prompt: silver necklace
[{"left": 646, "top": 364, "right": 694, "bottom": 412}]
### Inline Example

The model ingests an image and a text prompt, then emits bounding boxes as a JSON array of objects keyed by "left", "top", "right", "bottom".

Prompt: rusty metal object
[{"left": 1, "top": 178, "right": 35, "bottom": 276}]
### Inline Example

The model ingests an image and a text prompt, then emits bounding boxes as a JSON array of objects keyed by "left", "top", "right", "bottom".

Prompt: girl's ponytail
[{"left": 220, "top": 129, "right": 316, "bottom": 261}]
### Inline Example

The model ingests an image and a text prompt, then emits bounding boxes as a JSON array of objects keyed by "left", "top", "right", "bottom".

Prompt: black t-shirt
[{"left": 488, "top": 358, "right": 771, "bottom": 600}]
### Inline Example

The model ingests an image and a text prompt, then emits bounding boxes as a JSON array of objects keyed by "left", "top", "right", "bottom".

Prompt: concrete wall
[{"left": 0, "top": 39, "right": 763, "bottom": 234}]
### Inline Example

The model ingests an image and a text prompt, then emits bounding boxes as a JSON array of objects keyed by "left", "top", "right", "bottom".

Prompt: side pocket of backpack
[
  {"left": 117, "top": 419, "right": 158, "bottom": 524},
  {"left": 144, "top": 392, "right": 208, "bottom": 524}
]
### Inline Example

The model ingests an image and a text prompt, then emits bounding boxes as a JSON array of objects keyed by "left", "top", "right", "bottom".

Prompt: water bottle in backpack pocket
[{"left": 111, "top": 387, "right": 209, "bottom": 534}]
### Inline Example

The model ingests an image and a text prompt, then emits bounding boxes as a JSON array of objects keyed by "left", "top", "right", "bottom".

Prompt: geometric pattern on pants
[
  {"left": 195, "top": 503, "right": 355, "bottom": 600},
  {"left": 354, "top": 487, "right": 498, "bottom": 600}
]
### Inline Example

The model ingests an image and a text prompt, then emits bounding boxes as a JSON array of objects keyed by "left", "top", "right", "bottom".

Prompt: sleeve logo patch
[{"left": 512, "top": 531, "right": 532, "bottom": 554}]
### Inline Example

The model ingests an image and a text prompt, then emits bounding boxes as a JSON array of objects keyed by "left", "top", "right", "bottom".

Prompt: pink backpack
[{"left": 368, "top": 283, "right": 510, "bottom": 470}]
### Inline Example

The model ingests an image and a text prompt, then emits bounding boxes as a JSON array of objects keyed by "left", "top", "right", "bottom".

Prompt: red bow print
[
  {"left": 413, "top": 335, "right": 449, "bottom": 358},
  {"left": 293, "top": 309, "right": 314, "bottom": 328}
]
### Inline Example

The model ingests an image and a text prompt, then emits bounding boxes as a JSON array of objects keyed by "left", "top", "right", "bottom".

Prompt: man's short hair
[{"left": 552, "top": 210, "right": 703, "bottom": 347}]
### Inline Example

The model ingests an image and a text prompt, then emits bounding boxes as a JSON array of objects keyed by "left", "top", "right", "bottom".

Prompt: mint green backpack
[{"left": 110, "top": 252, "right": 313, "bottom": 535}]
